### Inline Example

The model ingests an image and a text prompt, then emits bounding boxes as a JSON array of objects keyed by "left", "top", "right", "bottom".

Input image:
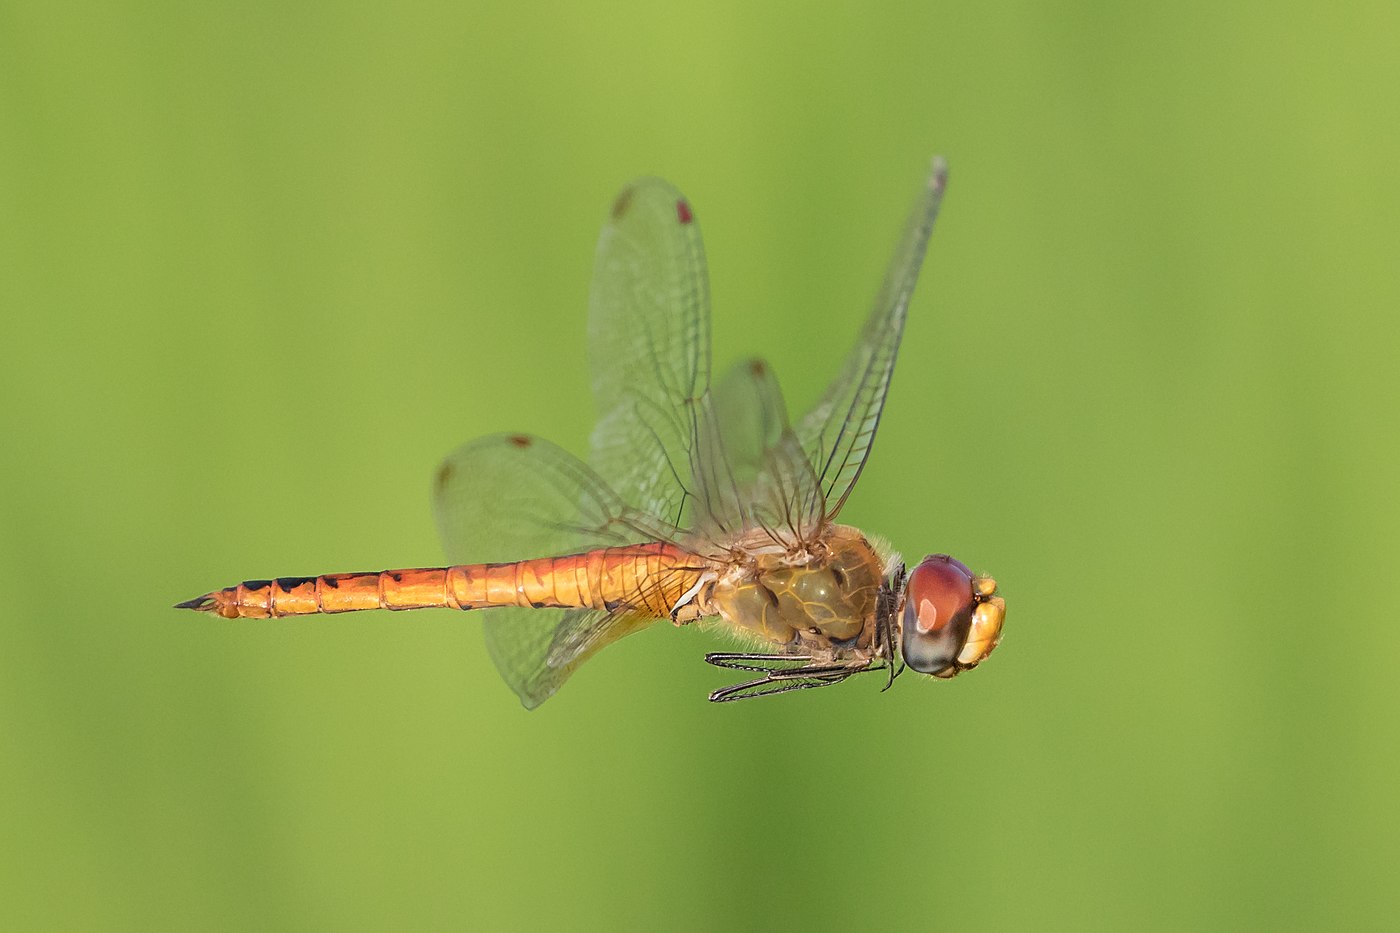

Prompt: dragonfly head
[{"left": 899, "top": 555, "right": 1004, "bottom": 678}]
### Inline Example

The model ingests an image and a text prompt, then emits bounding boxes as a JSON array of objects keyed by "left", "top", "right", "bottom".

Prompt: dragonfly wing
[
  {"left": 795, "top": 158, "right": 949, "bottom": 520},
  {"left": 487, "top": 606, "right": 652, "bottom": 710},
  {"left": 432, "top": 433, "right": 673, "bottom": 708},
  {"left": 587, "top": 177, "right": 711, "bottom": 528},
  {"left": 695, "top": 357, "right": 824, "bottom": 545}
]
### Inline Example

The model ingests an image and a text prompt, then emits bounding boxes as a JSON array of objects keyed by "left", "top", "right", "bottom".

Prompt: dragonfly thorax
[{"left": 706, "top": 525, "right": 885, "bottom": 658}]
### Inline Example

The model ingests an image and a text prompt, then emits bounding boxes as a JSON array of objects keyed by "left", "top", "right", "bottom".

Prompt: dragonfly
[{"left": 178, "top": 158, "right": 1005, "bottom": 707}]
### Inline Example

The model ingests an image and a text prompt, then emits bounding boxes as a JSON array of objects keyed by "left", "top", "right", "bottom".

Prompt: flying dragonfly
[{"left": 178, "top": 158, "right": 1005, "bottom": 707}]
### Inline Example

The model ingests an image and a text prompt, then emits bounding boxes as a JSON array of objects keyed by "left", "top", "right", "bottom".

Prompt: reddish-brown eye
[{"left": 901, "top": 554, "right": 976, "bottom": 675}]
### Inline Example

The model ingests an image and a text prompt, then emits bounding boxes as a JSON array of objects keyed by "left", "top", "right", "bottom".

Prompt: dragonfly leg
[
  {"left": 875, "top": 566, "right": 907, "bottom": 693},
  {"left": 705, "top": 652, "right": 814, "bottom": 673},
  {"left": 711, "top": 669, "right": 851, "bottom": 697},
  {"left": 705, "top": 655, "right": 884, "bottom": 703}
]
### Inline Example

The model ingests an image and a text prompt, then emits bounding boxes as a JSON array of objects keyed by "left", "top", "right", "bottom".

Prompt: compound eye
[{"left": 901, "top": 555, "right": 976, "bottom": 675}]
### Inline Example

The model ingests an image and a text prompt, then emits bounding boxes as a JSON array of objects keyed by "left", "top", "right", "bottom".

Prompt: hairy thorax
[{"left": 703, "top": 525, "right": 885, "bottom": 658}]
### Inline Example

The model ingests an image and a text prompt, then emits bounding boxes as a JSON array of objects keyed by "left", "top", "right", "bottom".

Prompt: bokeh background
[{"left": 4, "top": 1, "right": 1398, "bottom": 930}]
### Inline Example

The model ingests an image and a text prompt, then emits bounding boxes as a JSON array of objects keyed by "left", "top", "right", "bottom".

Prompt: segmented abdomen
[{"left": 179, "top": 543, "right": 702, "bottom": 620}]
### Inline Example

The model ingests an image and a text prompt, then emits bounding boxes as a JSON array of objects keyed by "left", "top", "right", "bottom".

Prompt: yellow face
[{"left": 900, "top": 554, "right": 1004, "bottom": 678}]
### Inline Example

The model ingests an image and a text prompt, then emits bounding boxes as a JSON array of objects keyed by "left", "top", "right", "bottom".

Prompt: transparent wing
[
  {"left": 796, "top": 158, "right": 949, "bottom": 520},
  {"left": 587, "top": 177, "right": 711, "bottom": 529},
  {"left": 694, "top": 358, "right": 824, "bottom": 545},
  {"left": 432, "top": 433, "right": 674, "bottom": 709}
]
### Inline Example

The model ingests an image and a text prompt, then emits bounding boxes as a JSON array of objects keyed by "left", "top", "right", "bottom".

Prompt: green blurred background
[{"left": 3, "top": 1, "right": 1397, "bottom": 930}]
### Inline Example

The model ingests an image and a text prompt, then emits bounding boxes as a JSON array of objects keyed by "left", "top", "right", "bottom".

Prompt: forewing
[
  {"left": 695, "top": 358, "right": 824, "bottom": 545},
  {"left": 796, "top": 159, "right": 949, "bottom": 519},
  {"left": 432, "top": 433, "right": 672, "bottom": 708},
  {"left": 588, "top": 177, "right": 711, "bottom": 528}
]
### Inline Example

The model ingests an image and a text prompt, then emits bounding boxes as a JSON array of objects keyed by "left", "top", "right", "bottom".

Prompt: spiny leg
[
  {"left": 705, "top": 655, "right": 886, "bottom": 703},
  {"left": 876, "top": 566, "right": 907, "bottom": 693},
  {"left": 709, "top": 671, "right": 853, "bottom": 703},
  {"left": 705, "top": 652, "right": 814, "bottom": 673}
]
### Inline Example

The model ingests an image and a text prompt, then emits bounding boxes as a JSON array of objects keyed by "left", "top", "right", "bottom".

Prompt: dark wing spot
[
  {"left": 612, "top": 188, "right": 635, "bottom": 220},
  {"left": 676, "top": 199, "right": 693, "bottom": 224},
  {"left": 242, "top": 579, "right": 270, "bottom": 592},
  {"left": 508, "top": 434, "right": 532, "bottom": 448}
]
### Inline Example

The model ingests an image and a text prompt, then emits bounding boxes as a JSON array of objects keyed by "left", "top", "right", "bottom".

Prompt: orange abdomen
[{"left": 178, "top": 543, "right": 702, "bottom": 620}]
